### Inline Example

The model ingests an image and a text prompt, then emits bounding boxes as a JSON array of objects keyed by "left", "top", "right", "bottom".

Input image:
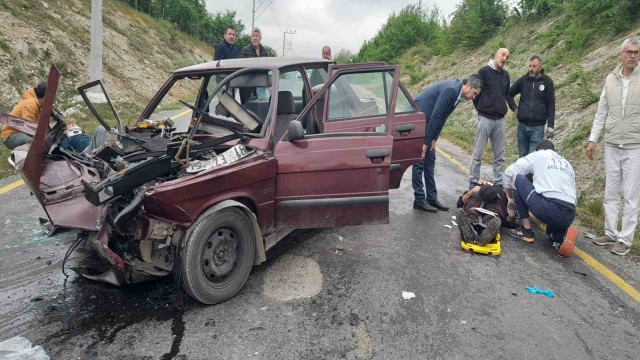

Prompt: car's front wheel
[{"left": 181, "top": 207, "right": 256, "bottom": 304}]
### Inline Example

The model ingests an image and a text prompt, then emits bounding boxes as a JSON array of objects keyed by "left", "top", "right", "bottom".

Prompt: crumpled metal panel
[{"left": 22, "top": 65, "right": 60, "bottom": 192}]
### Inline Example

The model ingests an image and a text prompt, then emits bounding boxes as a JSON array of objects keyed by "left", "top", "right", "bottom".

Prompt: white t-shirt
[{"left": 504, "top": 150, "right": 576, "bottom": 205}]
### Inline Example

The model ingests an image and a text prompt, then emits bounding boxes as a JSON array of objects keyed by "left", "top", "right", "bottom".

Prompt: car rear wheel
[{"left": 181, "top": 207, "right": 256, "bottom": 304}]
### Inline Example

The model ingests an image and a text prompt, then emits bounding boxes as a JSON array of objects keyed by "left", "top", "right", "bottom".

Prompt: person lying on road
[{"left": 455, "top": 182, "right": 508, "bottom": 246}]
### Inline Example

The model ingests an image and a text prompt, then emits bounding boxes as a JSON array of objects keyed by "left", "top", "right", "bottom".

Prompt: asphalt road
[{"left": 1, "top": 140, "right": 639, "bottom": 359}]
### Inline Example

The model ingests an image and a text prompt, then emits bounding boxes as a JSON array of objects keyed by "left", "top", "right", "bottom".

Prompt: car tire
[{"left": 181, "top": 207, "right": 256, "bottom": 304}]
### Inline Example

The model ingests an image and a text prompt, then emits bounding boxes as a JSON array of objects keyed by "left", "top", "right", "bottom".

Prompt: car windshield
[{"left": 194, "top": 69, "right": 274, "bottom": 137}]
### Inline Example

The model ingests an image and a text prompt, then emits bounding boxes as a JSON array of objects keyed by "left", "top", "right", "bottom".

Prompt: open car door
[
  {"left": 19, "top": 66, "right": 102, "bottom": 232},
  {"left": 325, "top": 63, "right": 425, "bottom": 189},
  {"left": 273, "top": 67, "right": 397, "bottom": 229}
]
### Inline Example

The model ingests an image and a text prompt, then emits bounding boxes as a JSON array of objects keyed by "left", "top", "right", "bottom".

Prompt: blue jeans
[
  {"left": 517, "top": 123, "right": 544, "bottom": 157},
  {"left": 412, "top": 148, "right": 437, "bottom": 204},
  {"left": 514, "top": 174, "right": 576, "bottom": 241}
]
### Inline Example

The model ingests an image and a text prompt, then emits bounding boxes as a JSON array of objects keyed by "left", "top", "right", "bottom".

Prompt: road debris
[
  {"left": 451, "top": 216, "right": 456, "bottom": 220},
  {"left": 0, "top": 336, "right": 49, "bottom": 360},
  {"left": 451, "top": 221, "right": 458, "bottom": 227},
  {"left": 349, "top": 312, "right": 360, "bottom": 326},
  {"left": 524, "top": 286, "right": 554, "bottom": 298},
  {"left": 402, "top": 291, "right": 415, "bottom": 300},
  {"left": 461, "top": 320, "right": 467, "bottom": 325},
  {"left": 444, "top": 224, "right": 452, "bottom": 229},
  {"left": 573, "top": 270, "right": 588, "bottom": 277}
]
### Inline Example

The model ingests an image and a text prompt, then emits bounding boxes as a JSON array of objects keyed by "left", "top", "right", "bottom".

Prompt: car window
[
  {"left": 147, "top": 77, "right": 203, "bottom": 133},
  {"left": 306, "top": 67, "right": 328, "bottom": 88},
  {"left": 327, "top": 71, "right": 392, "bottom": 122},
  {"left": 387, "top": 77, "right": 415, "bottom": 114},
  {"left": 279, "top": 69, "right": 306, "bottom": 114}
]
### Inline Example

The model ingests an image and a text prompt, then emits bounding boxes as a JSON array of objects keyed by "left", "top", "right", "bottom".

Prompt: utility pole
[
  {"left": 90, "top": 0, "right": 103, "bottom": 83},
  {"left": 251, "top": 0, "right": 255, "bottom": 32},
  {"left": 282, "top": 29, "right": 295, "bottom": 57}
]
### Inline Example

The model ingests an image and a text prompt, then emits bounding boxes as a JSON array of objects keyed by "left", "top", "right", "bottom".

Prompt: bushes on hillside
[{"left": 355, "top": 4, "right": 445, "bottom": 63}]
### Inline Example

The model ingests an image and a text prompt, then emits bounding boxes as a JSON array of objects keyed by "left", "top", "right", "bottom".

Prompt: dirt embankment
[{"left": 0, "top": 0, "right": 212, "bottom": 110}]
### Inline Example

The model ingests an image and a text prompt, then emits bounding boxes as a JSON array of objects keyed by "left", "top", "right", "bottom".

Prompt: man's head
[
  {"left": 620, "top": 37, "right": 640, "bottom": 73},
  {"left": 322, "top": 46, "right": 331, "bottom": 60},
  {"left": 224, "top": 26, "right": 237, "bottom": 45},
  {"left": 34, "top": 82, "right": 46, "bottom": 105},
  {"left": 251, "top": 27, "right": 262, "bottom": 47},
  {"left": 472, "top": 184, "right": 499, "bottom": 203},
  {"left": 528, "top": 55, "right": 543, "bottom": 78},
  {"left": 461, "top": 74, "right": 483, "bottom": 100},
  {"left": 493, "top": 48, "right": 510, "bottom": 71},
  {"left": 536, "top": 139, "right": 555, "bottom": 151}
]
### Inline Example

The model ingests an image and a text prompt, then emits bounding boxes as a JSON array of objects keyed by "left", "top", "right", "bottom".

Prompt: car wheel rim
[{"left": 202, "top": 227, "right": 240, "bottom": 283}]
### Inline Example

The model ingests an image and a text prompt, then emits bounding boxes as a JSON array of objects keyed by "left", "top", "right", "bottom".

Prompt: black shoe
[
  {"left": 455, "top": 209, "right": 474, "bottom": 243},
  {"left": 476, "top": 217, "right": 501, "bottom": 246},
  {"left": 429, "top": 200, "right": 449, "bottom": 211},
  {"left": 469, "top": 181, "right": 479, "bottom": 190},
  {"left": 507, "top": 226, "right": 534, "bottom": 243},
  {"left": 413, "top": 201, "right": 438, "bottom": 213}
]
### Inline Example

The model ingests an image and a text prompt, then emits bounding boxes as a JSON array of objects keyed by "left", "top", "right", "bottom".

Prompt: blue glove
[{"left": 524, "top": 286, "right": 554, "bottom": 298}]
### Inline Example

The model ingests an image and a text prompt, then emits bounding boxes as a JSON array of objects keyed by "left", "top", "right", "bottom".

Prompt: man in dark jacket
[
  {"left": 241, "top": 28, "right": 269, "bottom": 58},
  {"left": 469, "top": 48, "right": 517, "bottom": 189},
  {"left": 214, "top": 26, "right": 238, "bottom": 61},
  {"left": 412, "top": 75, "right": 483, "bottom": 212},
  {"left": 509, "top": 55, "right": 556, "bottom": 157}
]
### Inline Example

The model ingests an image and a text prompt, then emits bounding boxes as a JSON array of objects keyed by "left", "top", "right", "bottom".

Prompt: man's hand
[
  {"left": 586, "top": 141, "right": 596, "bottom": 160},
  {"left": 507, "top": 199, "right": 516, "bottom": 219},
  {"left": 545, "top": 127, "right": 554, "bottom": 139},
  {"left": 421, "top": 140, "right": 436, "bottom": 160}
]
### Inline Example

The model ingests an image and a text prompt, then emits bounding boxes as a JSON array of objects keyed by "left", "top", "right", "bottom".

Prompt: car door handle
[
  {"left": 366, "top": 149, "right": 390, "bottom": 159},
  {"left": 395, "top": 123, "right": 414, "bottom": 135}
]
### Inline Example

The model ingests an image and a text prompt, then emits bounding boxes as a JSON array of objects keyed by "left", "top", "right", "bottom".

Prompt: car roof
[{"left": 174, "top": 57, "right": 333, "bottom": 74}]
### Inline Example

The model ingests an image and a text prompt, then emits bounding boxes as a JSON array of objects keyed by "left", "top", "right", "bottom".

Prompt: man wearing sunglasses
[{"left": 586, "top": 36, "right": 640, "bottom": 256}]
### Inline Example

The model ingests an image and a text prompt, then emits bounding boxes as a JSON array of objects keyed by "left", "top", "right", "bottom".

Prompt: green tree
[
  {"left": 334, "top": 49, "right": 355, "bottom": 64},
  {"left": 448, "top": 0, "right": 507, "bottom": 50}
]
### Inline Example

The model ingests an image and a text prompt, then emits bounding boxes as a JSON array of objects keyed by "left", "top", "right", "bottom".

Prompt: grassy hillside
[
  {"left": 0, "top": 0, "right": 213, "bottom": 176},
  {"left": 401, "top": 18, "right": 640, "bottom": 251}
]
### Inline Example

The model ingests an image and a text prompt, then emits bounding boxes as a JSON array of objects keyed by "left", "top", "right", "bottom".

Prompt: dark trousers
[
  {"left": 517, "top": 123, "right": 544, "bottom": 158},
  {"left": 514, "top": 174, "right": 575, "bottom": 241},
  {"left": 412, "top": 148, "right": 437, "bottom": 204}
]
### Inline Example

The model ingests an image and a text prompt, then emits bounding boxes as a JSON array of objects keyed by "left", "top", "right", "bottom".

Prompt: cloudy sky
[{"left": 204, "top": 0, "right": 461, "bottom": 58}]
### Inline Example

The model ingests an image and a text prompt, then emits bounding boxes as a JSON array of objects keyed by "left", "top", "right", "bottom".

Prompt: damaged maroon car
[{"left": 10, "top": 58, "right": 425, "bottom": 304}]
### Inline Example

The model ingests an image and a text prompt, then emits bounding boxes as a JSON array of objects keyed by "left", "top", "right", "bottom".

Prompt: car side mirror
[{"left": 287, "top": 120, "right": 305, "bottom": 142}]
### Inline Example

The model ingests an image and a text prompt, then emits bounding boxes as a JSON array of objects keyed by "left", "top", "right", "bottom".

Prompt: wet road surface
[{"left": 1, "top": 140, "right": 639, "bottom": 359}]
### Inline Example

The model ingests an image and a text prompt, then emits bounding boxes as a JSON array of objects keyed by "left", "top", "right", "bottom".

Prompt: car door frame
[
  {"left": 325, "top": 64, "right": 426, "bottom": 189},
  {"left": 273, "top": 65, "right": 400, "bottom": 231}
]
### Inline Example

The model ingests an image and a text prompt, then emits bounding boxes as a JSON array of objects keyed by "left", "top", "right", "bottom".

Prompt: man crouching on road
[
  {"left": 504, "top": 140, "right": 578, "bottom": 256},
  {"left": 2, "top": 83, "right": 46, "bottom": 149},
  {"left": 412, "top": 74, "right": 483, "bottom": 212}
]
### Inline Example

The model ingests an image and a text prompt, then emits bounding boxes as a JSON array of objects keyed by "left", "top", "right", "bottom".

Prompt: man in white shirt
[
  {"left": 586, "top": 36, "right": 640, "bottom": 256},
  {"left": 504, "top": 140, "right": 578, "bottom": 256}
]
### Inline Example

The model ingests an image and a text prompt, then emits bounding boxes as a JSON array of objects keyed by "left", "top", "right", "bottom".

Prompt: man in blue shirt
[
  {"left": 214, "top": 26, "right": 239, "bottom": 61},
  {"left": 412, "top": 75, "right": 483, "bottom": 212}
]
